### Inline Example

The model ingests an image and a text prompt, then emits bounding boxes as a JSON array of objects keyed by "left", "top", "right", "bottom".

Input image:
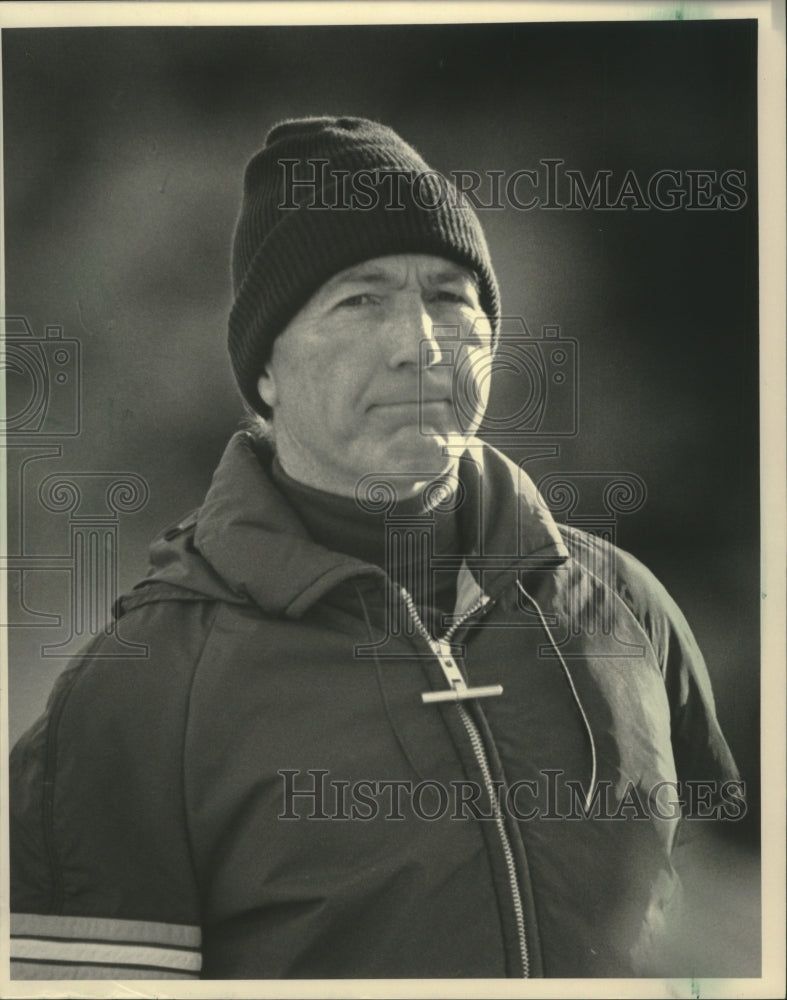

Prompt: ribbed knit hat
[{"left": 228, "top": 116, "right": 500, "bottom": 417}]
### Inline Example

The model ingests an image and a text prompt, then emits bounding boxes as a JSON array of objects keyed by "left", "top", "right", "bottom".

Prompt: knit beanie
[{"left": 228, "top": 116, "right": 500, "bottom": 417}]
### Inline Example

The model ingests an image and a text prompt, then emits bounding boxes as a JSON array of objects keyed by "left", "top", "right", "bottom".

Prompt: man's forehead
[{"left": 324, "top": 255, "right": 477, "bottom": 288}]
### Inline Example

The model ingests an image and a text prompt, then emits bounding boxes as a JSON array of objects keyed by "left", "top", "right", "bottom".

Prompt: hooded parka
[{"left": 10, "top": 432, "right": 740, "bottom": 980}]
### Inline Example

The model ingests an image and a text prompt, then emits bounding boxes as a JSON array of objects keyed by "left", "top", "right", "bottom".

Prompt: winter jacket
[{"left": 9, "top": 431, "right": 740, "bottom": 980}]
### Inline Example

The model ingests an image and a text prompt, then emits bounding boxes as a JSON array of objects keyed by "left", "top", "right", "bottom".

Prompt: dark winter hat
[{"left": 228, "top": 116, "right": 500, "bottom": 417}]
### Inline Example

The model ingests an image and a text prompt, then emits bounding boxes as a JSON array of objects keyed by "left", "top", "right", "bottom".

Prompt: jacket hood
[{"left": 119, "top": 431, "right": 568, "bottom": 620}]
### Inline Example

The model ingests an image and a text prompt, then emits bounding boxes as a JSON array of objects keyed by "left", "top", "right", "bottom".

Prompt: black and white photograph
[{"left": 1, "top": 1, "right": 783, "bottom": 996}]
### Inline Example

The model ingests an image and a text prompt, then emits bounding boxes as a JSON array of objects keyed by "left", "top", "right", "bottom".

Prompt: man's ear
[{"left": 257, "top": 365, "right": 277, "bottom": 409}]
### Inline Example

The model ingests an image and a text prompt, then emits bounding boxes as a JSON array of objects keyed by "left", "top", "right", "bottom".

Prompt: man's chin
[{"left": 370, "top": 431, "right": 470, "bottom": 481}]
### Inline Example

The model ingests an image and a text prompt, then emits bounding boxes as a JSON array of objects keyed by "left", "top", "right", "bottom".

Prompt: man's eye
[
  {"left": 431, "top": 290, "right": 471, "bottom": 306},
  {"left": 337, "top": 293, "right": 378, "bottom": 308}
]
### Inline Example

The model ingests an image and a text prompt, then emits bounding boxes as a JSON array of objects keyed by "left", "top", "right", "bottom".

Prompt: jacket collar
[
  {"left": 132, "top": 431, "right": 568, "bottom": 620},
  {"left": 193, "top": 432, "right": 381, "bottom": 618}
]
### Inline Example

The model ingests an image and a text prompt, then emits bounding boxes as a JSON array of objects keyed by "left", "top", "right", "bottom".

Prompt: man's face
[{"left": 258, "top": 254, "right": 494, "bottom": 497}]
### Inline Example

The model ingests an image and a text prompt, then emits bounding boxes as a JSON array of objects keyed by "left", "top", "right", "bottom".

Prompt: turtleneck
[{"left": 271, "top": 455, "right": 461, "bottom": 636}]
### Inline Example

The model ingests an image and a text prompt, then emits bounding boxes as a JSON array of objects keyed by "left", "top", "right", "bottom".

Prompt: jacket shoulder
[
  {"left": 9, "top": 598, "right": 221, "bottom": 924},
  {"left": 557, "top": 523, "right": 687, "bottom": 654},
  {"left": 557, "top": 524, "right": 740, "bottom": 784}
]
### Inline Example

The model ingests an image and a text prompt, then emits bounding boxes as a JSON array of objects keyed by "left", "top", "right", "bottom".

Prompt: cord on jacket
[{"left": 516, "top": 579, "right": 598, "bottom": 812}]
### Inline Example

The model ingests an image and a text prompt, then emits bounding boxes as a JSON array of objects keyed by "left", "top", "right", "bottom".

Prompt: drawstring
[
  {"left": 352, "top": 583, "right": 427, "bottom": 782},
  {"left": 516, "top": 579, "right": 598, "bottom": 812},
  {"left": 352, "top": 577, "right": 598, "bottom": 808}
]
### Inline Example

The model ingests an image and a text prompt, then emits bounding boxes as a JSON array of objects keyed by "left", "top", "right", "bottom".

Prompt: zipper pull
[{"left": 421, "top": 638, "right": 503, "bottom": 704}]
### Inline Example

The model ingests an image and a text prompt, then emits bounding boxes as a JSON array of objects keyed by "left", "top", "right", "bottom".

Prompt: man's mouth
[{"left": 368, "top": 398, "right": 450, "bottom": 411}]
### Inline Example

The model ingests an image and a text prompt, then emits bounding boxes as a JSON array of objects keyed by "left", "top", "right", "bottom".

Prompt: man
[{"left": 10, "top": 117, "right": 740, "bottom": 980}]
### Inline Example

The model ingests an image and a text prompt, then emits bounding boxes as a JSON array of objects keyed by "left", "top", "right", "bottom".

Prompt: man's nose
[{"left": 384, "top": 296, "right": 446, "bottom": 369}]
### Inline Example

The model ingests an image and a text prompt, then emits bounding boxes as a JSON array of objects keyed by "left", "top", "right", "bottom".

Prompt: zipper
[
  {"left": 408, "top": 590, "right": 503, "bottom": 704},
  {"left": 400, "top": 588, "right": 530, "bottom": 978}
]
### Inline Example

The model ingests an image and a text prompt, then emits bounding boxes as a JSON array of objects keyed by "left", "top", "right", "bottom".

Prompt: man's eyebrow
[{"left": 424, "top": 268, "right": 479, "bottom": 287}]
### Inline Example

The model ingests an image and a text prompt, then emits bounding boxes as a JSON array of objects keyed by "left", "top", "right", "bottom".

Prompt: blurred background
[{"left": 3, "top": 16, "right": 760, "bottom": 972}]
